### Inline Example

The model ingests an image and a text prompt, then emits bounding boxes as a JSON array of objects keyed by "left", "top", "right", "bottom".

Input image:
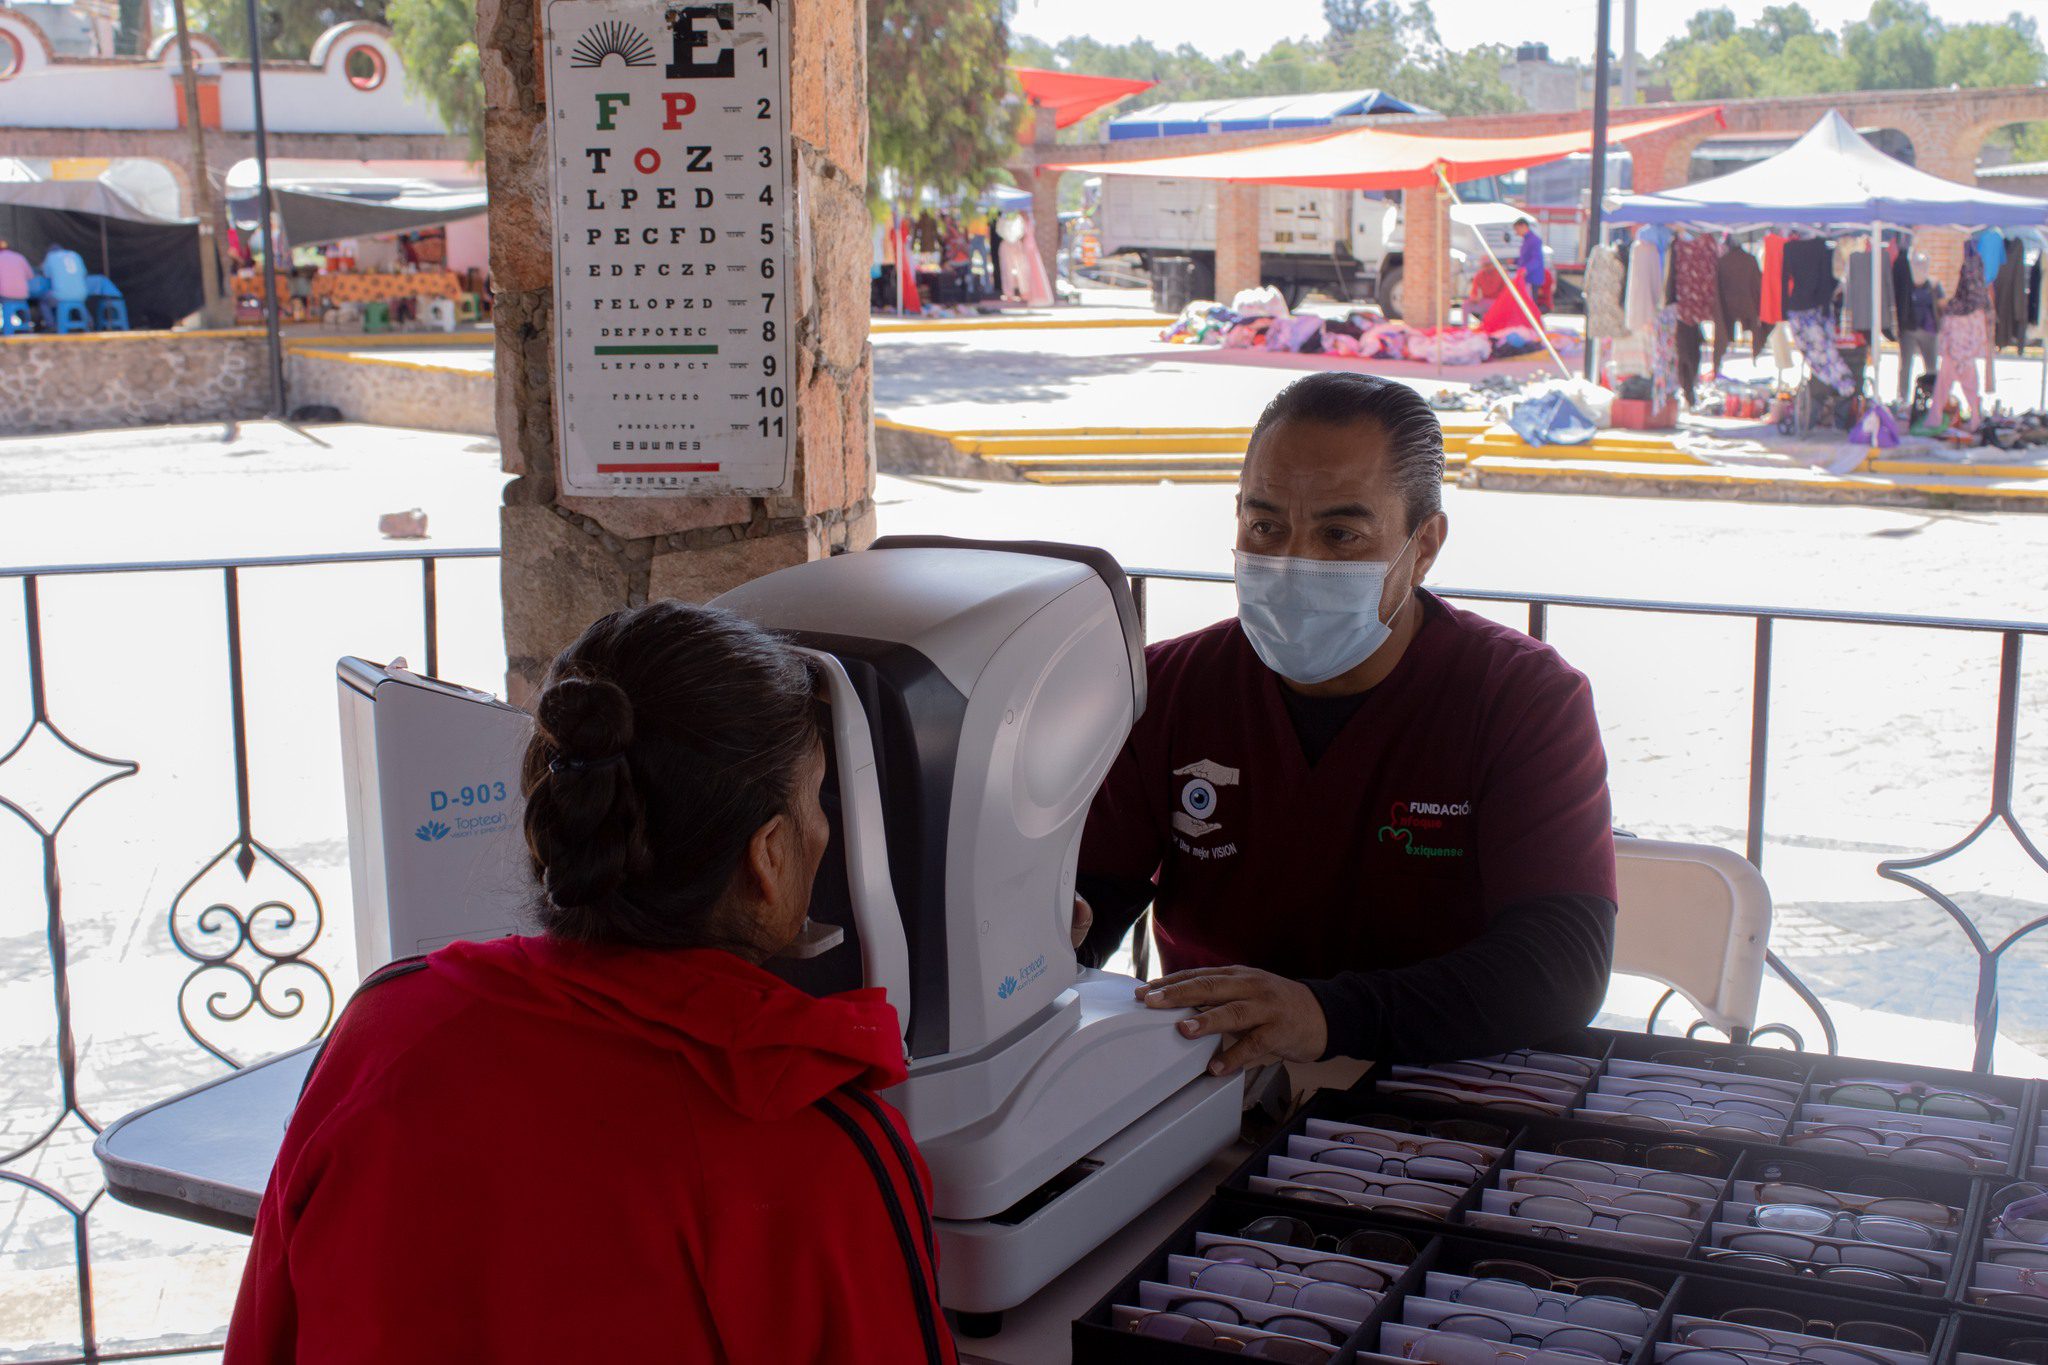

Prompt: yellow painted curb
[
  {"left": 966, "top": 435, "right": 1249, "bottom": 457},
  {"left": 1467, "top": 454, "right": 2048, "bottom": 500},
  {"left": 1870, "top": 457, "right": 2048, "bottom": 480},
  {"left": 284, "top": 331, "right": 491, "bottom": 351},
  {"left": 1, "top": 326, "right": 262, "bottom": 345},
  {"left": 871, "top": 314, "right": 1175, "bottom": 334},
  {"left": 290, "top": 347, "right": 491, "bottom": 376}
]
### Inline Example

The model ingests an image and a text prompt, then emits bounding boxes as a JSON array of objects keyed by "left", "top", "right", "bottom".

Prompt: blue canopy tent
[{"left": 1608, "top": 112, "right": 2048, "bottom": 403}]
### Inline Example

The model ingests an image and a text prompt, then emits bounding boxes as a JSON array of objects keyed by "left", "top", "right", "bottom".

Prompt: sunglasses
[
  {"left": 1162, "top": 1294, "right": 1348, "bottom": 1344},
  {"left": 1717, "top": 1307, "right": 1927, "bottom": 1353},
  {"left": 1785, "top": 1127, "right": 1998, "bottom": 1170},
  {"left": 1492, "top": 1048, "right": 1600, "bottom": 1077},
  {"left": 1438, "top": 1059, "right": 1591, "bottom": 1092},
  {"left": 1612, "top": 1095, "right": 1784, "bottom": 1130},
  {"left": 1754, "top": 1181, "right": 1957, "bottom": 1229},
  {"left": 1986, "top": 1341, "right": 2048, "bottom": 1365},
  {"left": 1993, "top": 1185, "right": 2048, "bottom": 1244},
  {"left": 1328, "top": 1126, "right": 1499, "bottom": 1167},
  {"left": 1445, "top": 1275, "right": 1653, "bottom": 1335},
  {"left": 1467, "top": 1257, "right": 1664, "bottom": 1309},
  {"left": 1650, "top": 1048, "right": 1806, "bottom": 1082},
  {"left": 1747, "top": 1204, "right": 1945, "bottom": 1250},
  {"left": 1128, "top": 1308, "right": 1336, "bottom": 1360},
  {"left": 1591, "top": 1110, "right": 1784, "bottom": 1144},
  {"left": 1666, "top": 1346, "right": 1894, "bottom": 1365},
  {"left": 1817, "top": 1078, "right": 2007, "bottom": 1122},
  {"left": 1381, "top": 1081, "right": 1560, "bottom": 1116},
  {"left": 1746, "top": 1160, "right": 1932, "bottom": 1201},
  {"left": 1624, "top": 1067, "right": 1800, "bottom": 1101},
  {"left": 1343, "top": 1112, "right": 1513, "bottom": 1149},
  {"left": 1968, "top": 1284, "right": 2048, "bottom": 1318},
  {"left": 1234, "top": 1215, "right": 1419, "bottom": 1266}
]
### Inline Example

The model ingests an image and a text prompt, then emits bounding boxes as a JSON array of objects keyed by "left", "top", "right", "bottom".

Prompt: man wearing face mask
[{"left": 1074, "top": 371, "right": 1617, "bottom": 1076}]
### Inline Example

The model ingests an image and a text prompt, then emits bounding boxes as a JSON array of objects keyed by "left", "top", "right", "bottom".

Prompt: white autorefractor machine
[{"left": 336, "top": 537, "right": 1242, "bottom": 1318}]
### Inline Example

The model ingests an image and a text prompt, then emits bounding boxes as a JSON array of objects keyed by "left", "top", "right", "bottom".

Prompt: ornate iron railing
[
  {"left": 0, "top": 548, "right": 492, "bottom": 1365},
  {"left": 0, "top": 551, "right": 2042, "bottom": 1363}
]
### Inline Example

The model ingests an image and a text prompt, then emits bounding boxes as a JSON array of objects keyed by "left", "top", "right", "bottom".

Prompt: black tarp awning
[
  {"left": 0, "top": 180, "right": 202, "bottom": 330},
  {"left": 228, "top": 180, "right": 487, "bottom": 248}
]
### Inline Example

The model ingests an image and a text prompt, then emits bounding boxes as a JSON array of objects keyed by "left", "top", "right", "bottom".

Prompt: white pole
[
  {"left": 1870, "top": 220, "right": 1883, "bottom": 401},
  {"left": 1437, "top": 165, "right": 1571, "bottom": 381}
]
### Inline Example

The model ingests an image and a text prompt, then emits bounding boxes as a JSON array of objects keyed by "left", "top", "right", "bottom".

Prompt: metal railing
[
  {"left": 1, "top": 550, "right": 2043, "bottom": 1363},
  {"left": 1, "top": 547, "right": 491, "bottom": 1365}
]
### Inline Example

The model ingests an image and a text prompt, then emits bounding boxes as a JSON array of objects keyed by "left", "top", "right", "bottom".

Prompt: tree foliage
[
  {"left": 869, "top": 0, "right": 1016, "bottom": 203},
  {"left": 187, "top": 0, "right": 387, "bottom": 58},
  {"left": 1010, "top": 0, "right": 1516, "bottom": 142},
  {"left": 1658, "top": 1, "right": 2045, "bottom": 102},
  {"left": 386, "top": 0, "right": 483, "bottom": 158}
]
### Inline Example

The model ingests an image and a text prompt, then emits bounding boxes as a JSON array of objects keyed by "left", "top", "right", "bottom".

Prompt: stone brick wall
[
  {"left": 479, "top": 0, "right": 876, "bottom": 703},
  {"left": 286, "top": 348, "right": 495, "bottom": 437},
  {"left": 0, "top": 330, "right": 267, "bottom": 435}
]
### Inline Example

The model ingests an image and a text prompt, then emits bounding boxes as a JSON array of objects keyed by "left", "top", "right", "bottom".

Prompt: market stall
[
  {"left": 0, "top": 178, "right": 200, "bottom": 330},
  {"left": 1605, "top": 113, "right": 2048, "bottom": 443}
]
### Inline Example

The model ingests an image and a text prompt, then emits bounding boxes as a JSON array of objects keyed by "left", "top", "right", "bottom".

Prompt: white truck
[{"left": 1094, "top": 176, "right": 1542, "bottom": 318}]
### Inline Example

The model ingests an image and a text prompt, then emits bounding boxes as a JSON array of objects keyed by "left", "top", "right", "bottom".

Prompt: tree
[
  {"left": 869, "top": 0, "right": 1015, "bottom": 202},
  {"left": 187, "top": 0, "right": 387, "bottom": 58},
  {"left": 1666, "top": 35, "right": 1761, "bottom": 100},
  {"left": 1841, "top": 0, "right": 1939, "bottom": 89},
  {"left": 387, "top": 0, "right": 483, "bottom": 157}
]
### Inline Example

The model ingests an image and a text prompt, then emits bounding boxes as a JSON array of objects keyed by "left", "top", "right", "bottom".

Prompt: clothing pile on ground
[{"left": 1159, "top": 287, "right": 1583, "bottom": 367}]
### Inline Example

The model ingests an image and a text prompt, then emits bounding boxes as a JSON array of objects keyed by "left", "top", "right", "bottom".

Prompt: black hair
[
  {"left": 521, "top": 600, "right": 823, "bottom": 951},
  {"left": 1246, "top": 371, "right": 1445, "bottom": 533}
]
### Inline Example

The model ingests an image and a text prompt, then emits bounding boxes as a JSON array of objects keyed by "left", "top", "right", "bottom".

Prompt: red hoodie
[{"left": 225, "top": 936, "right": 956, "bottom": 1364}]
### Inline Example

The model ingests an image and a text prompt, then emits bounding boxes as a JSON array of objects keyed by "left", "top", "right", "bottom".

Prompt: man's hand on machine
[
  {"left": 1136, "top": 967, "right": 1329, "bottom": 1077},
  {"left": 1070, "top": 895, "right": 1093, "bottom": 949}
]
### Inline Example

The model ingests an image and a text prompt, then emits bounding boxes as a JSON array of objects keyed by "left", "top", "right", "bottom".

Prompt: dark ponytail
[{"left": 521, "top": 601, "right": 823, "bottom": 949}]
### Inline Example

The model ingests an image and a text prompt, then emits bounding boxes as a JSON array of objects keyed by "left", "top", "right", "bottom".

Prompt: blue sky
[{"left": 1009, "top": 0, "right": 2028, "bottom": 65}]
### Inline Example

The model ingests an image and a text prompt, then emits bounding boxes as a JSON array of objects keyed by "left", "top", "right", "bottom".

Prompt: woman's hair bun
[{"left": 536, "top": 675, "right": 634, "bottom": 763}]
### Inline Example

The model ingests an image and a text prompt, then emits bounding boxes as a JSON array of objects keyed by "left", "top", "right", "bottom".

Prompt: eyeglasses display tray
[{"left": 1073, "top": 1026, "right": 2048, "bottom": 1364}]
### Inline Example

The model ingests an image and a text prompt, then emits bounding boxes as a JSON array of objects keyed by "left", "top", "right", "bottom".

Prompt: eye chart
[{"left": 545, "top": 0, "right": 795, "bottom": 497}]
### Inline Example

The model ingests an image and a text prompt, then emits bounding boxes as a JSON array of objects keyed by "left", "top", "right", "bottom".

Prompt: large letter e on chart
[{"left": 665, "top": 4, "right": 735, "bottom": 79}]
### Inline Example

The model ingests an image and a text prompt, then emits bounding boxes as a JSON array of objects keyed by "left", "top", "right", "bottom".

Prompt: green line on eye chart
[{"left": 594, "top": 344, "right": 720, "bottom": 355}]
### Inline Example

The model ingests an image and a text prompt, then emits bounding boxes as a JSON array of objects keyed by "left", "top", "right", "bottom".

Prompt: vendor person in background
[
  {"left": 227, "top": 603, "right": 954, "bottom": 1365},
  {"left": 1514, "top": 217, "right": 1549, "bottom": 310},
  {"left": 1074, "top": 372, "right": 1616, "bottom": 1078}
]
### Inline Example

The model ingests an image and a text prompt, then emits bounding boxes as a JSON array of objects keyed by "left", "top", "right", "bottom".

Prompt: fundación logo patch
[{"left": 1377, "top": 798, "right": 1470, "bottom": 860}]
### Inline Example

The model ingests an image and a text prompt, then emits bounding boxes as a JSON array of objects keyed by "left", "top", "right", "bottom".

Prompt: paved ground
[{"left": 3, "top": 417, "right": 2048, "bottom": 1354}]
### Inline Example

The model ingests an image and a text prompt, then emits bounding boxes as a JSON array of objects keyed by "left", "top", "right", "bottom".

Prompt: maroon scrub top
[{"left": 1080, "top": 591, "right": 1616, "bottom": 981}]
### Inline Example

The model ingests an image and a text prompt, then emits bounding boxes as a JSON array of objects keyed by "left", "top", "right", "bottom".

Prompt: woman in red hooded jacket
[{"left": 225, "top": 602, "right": 955, "bottom": 1364}]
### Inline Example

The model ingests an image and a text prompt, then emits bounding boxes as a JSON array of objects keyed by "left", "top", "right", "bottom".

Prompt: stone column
[
  {"left": 478, "top": 0, "right": 875, "bottom": 704},
  {"left": 1028, "top": 104, "right": 1062, "bottom": 294},
  {"left": 1214, "top": 183, "right": 1261, "bottom": 303},
  {"left": 1400, "top": 182, "right": 1449, "bottom": 329}
]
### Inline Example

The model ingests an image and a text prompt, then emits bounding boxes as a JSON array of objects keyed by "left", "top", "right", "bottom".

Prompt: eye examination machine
[{"left": 155, "top": 536, "right": 1241, "bottom": 1321}]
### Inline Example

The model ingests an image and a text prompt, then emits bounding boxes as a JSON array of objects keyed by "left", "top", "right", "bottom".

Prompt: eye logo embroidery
[
  {"left": 1180, "top": 777, "right": 1217, "bottom": 820},
  {"left": 1170, "top": 759, "right": 1239, "bottom": 840}
]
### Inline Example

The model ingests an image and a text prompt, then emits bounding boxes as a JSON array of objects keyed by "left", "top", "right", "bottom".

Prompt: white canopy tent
[{"left": 1609, "top": 112, "right": 2048, "bottom": 407}]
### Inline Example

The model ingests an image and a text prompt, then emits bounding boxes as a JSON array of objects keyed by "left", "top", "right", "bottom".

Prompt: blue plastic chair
[
  {"left": 0, "top": 299, "right": 29, "bottom": 335},
  {"left": 90, "top": 297, "right": 129, "bottom": 331},
  {"left": 48, "top": 299, "right": 91, "bottom": 334}
]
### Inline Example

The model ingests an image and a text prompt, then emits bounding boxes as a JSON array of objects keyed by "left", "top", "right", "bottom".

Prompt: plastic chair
[
  {"left": 49, "top": 299, "right": 91, "bottom": 334},
  {"left": 423, "top": 297, "right": 456, "bottom": 332},
  {"left": 1612, "top": 836, "right": 1772, "bottom": 1039},
  {"left": 91, "top": 297, "right": 129, "bottom": 331},
  {"left": 456, "top": 292, "right": 481, "bottom": 323},
  {"left": 363, "top": 300, "right": 390, "bottom": 333},
  {"left": 0, "top": 299, "right": 29, "bottom": 335}
]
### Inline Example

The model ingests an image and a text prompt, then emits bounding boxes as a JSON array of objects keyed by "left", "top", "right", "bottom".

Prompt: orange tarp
[
  {"left": 1010, "top": 66, "right": 1157, "bottom": 130},
  {"left": 1047, "top": 106, "right": 1726, "bottom": 189}
]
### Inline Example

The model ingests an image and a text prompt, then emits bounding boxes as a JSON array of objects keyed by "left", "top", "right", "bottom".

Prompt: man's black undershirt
[{"left": 1076, "top": 681, "right": 1617, "bottom": 1063}]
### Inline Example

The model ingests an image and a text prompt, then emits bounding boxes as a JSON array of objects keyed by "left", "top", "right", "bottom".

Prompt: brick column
[
  {"left": 1214, "top": 183, "right": 1261, "bottom": 303},
  {"left": 1028, "top": 104, "right": 1062, "bottom": 294},
  {"left": 1623, "top": 128, "right": 1711, "bottom": 195},
  {"left": 1400, "top": 182, "right": 1448, "bottom": 330},
  {"left": 1905, "top": 116, "right": 1985, "bottom": 298},
  {"left": 479, "top": 0, "right": 875, "bottom": 704}
]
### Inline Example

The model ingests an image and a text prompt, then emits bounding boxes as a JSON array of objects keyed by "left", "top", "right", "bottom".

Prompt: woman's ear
[{"left": 743, "top": 811, "right": 789, "bottom": 909}]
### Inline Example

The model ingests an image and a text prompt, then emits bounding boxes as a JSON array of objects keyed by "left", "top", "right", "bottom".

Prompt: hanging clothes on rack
[
  {"left": 1714, "top": 239, "right": 1765, "bottom": 374},
  {"left": 1782, "top": 236, "right": 1836, "bottom": 314},
  {"left": 1895, "top": 251, "right": 1941, "bottom": 403},
  {"left": 1583, "top": 242, "right": 1626, "bottom": 340},
  {"left": 1845, "top": 243, "right": 1893, "bottom": 337},
  {"left": 1994, "top": 236, "right": 2027, "bottom": 351},
  {"left": 1931, "top": 243, "right": 1992, "bottom": 427},
  {"left": 1760, "top": 233, "right": 1787, "bottom": 325},
  {"left": 1786, "top": 308, "right": 1857, "bottom": 396},
  {"left": 1670, "top": 234, "right": 1717, "bottom": 404}
]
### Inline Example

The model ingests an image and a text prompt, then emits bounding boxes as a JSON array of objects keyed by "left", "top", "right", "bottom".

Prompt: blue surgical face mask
[{"left": 1234, "top": 528, "right": 1422, "bottom": 685}]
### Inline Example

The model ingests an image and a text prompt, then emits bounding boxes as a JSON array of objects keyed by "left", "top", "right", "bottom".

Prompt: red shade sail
[
  {"left": 1011, "top": 66, "right": 1158, "bottom": 130},
  {"left": 1046, "top": 106, "right": 1726, "bottom": 189}
]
